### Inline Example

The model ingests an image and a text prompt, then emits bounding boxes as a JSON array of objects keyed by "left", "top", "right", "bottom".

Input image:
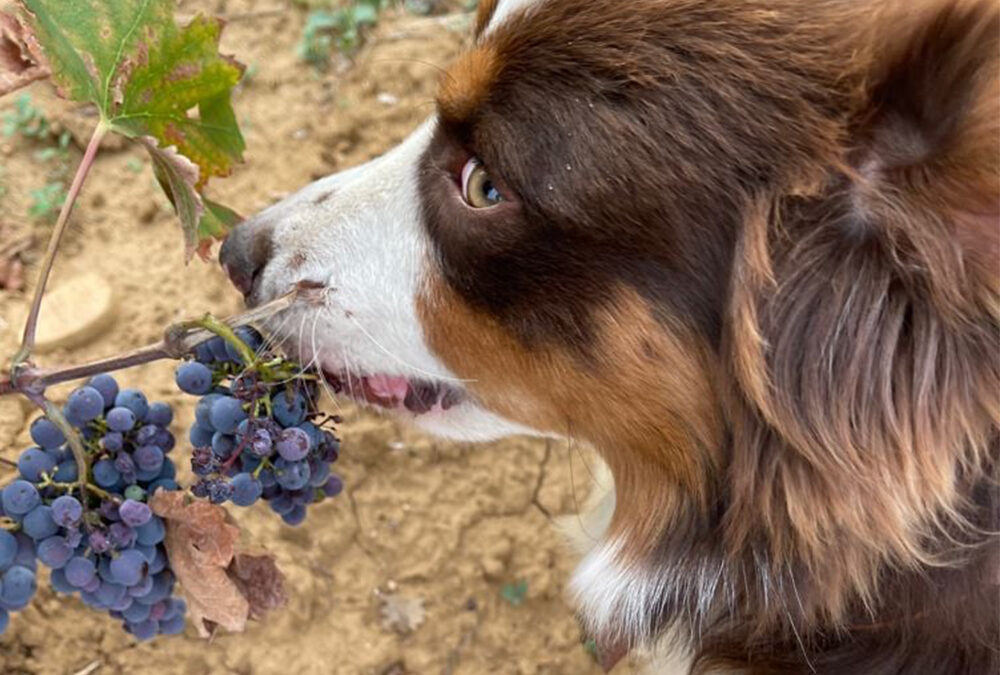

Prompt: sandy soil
[{"left": 0, "top": 2, "right": 626, "bottom": 673}]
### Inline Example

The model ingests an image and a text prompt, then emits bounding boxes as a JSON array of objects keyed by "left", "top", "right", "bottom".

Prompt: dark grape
[
  {"left": 106, "top": 407, "right": 136, "bottom": 432},
  {"left": 22, "top": 506, "right": 59, "bottom": 540},
  {"left": 36, "top": 537, "right": 73, "bottom": 569},
  {"left": 276, "top": 427, "right": 310, "bottom": 461},
  {"left": 114, "top": 389, "right": 149, "bottom": 421},
  {"left": 119, "top": 500, "right": 152, "bottom": 527},
  {"left": 65, "top": 386, "right": 105, "bottom": 424},
  {"left": 110, "top": 550, "right": 147, "bottom": 586},
  {"left": 0, "top": 566, "right": 36, "bottom": 606},
  {"left": 0, "top": 531, "right": 17, "bottom": 570},
  {"left": 87, "top": 374, "right": 120, "bottom": 409},
  {"left": 65, "top": 557, "right": 97, "bottom": 588},
  {"left": 17, "top": 448, "right": 57, "bottom": 482},
  {"left": 51, "top": 495, "right": 82, "bottom": 527},
  {"left": 93, "top": 459, "right": 121, "bottom": 488},
  {"left": 175, "top": 361, "right": 214, "bottom": 395},
  {"left": 2, "top": 480, "right": 41, "bottom": 516},
  {"left": 272, "top": 390, "right": 306, "bottom": 427},
  {"left": 229, "top": 473, "right": 263, "bottom": 506},
  {"left": 146, "top": 402, "right": 173, "bottom": 428},
  {"left": 29, "top": 418, "right": 65, "bottom": 449},
  {"left": 209, "top": 396, "right": 246, "bottom": 434}
]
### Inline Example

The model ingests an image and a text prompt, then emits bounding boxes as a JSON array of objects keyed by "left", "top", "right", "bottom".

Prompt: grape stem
[
  {"left": 0, "top": 293, "right": 297, "bottom": 398},
  {"left": 12, "top": 123, "right": 109, "bottom": 369}
]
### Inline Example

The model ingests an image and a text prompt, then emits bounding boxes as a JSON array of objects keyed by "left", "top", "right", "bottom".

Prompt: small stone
[{"left": 24, "top": 272, "right": 116, "bottom": 353}]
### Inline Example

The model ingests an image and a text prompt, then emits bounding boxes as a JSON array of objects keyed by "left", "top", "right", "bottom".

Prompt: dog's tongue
[{"left": 365, "top": 374, "right": 410, "bottom": 400}]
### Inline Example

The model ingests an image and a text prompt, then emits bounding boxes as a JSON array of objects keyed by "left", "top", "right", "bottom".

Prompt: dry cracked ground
[{"left": 0, "top": 1, "right": 643, "bottom": 673}]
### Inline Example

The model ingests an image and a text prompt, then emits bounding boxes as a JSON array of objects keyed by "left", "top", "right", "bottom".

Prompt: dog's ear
[{"left": 725, "top": 0, "right": 998, "bottom": 623}]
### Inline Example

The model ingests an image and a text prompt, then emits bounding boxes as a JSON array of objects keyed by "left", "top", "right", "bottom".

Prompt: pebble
[{"left": 25, "top": 272, "right": 116, "bottom": 353}]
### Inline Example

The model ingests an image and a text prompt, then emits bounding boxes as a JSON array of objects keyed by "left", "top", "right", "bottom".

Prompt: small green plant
[
  {"left": 27, "top": 181, "right": 66, "bottom": 222},
  {"left": 500, "top": 579, "right": 529, "bottom": 606},
  {"left": 298, "top": 0, "right": 387, "bottom": 69}
]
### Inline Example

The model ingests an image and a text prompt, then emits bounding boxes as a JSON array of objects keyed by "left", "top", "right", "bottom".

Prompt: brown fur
[
  {"left": 473, "top": 0, "right": 500, "bottom": 38},
  {"left": 415, "top": 0, "right": 999, "bottom": 672}
]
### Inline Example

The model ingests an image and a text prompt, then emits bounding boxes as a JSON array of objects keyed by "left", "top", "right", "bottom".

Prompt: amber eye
[{"left": 460, "top": 157, "right": 503, "bottom": 208}]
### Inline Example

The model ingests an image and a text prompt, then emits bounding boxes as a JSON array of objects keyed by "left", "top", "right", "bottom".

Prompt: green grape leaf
[{"left": 15, "top": 0, "right": 246, "bottom": 260}]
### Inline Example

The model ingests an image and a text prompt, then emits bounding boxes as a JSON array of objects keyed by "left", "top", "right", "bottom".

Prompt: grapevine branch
[{"left": 12, "top": 123, "right": 109, "bottom": 368}]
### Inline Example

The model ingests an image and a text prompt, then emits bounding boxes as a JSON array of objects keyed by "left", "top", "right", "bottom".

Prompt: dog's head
[{"left": 222, "top": 0, "right": 998, "bottom": 665}]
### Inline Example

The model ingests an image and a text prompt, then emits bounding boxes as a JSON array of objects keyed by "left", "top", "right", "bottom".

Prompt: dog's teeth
[
  {"left": 440, "top": 388, "right": 464, "bottom": 411},
  {"left": 403, "top": 380, "right": 438, "bottom": 414}
]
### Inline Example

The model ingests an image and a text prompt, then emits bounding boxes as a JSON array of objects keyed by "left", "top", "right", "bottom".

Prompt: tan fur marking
[
  {"left": 418, "top": 277, "right": 724, "bottom": 560},
  {"left": 437, "top": 45, "right": 501, "bottom": 124}
]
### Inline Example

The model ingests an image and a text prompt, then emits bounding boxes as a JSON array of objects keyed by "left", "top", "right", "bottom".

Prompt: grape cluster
[
  {"left": 0, "top": 375, "right": 185, "bottom": 639},
  {"left": 178, "top": 327, "right": 343, "bottom": 526}
]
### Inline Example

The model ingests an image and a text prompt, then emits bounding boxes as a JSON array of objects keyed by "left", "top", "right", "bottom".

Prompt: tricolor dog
[{"left": 220, "top": 1, "right": 1000, "bottom": 672}]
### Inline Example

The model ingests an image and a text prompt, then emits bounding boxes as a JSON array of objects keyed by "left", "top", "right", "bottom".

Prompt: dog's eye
[{"left": 460, "top": 157, "right": 503, "bottom": 209}]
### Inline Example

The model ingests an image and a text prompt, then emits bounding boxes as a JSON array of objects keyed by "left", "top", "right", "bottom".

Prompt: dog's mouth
[{"left": 321, "top": 370, "right": 466, "bottom": 415}]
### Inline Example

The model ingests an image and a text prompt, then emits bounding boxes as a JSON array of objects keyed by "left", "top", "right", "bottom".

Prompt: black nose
[{"left": 219, "top": 217, "right": 275, "bottom": 299}]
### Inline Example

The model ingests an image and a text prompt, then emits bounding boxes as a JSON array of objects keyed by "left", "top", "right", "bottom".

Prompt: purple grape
[
  {"left": 106, "top": 406, "right": 137, "bottom": 433},
  {"left": 29, "top": 417, "right": 65, "bottom": 449},
  {"left": 0, "top": 566, "right": 36, "bottom": 605},
  {"left": 114, "top": 389, "right": 149, "bottom": 422},
  {"left": 175, "top": 361, "right": 214, "bottom": 395},
  {"left": 123, "top": 599, "right": 152, "bottom": 622},
  {"left": 230, "top": 473, "right": 263, "bottom": 507},
  {"left": 17, "top": 447, "right": 56, "bottom": 482},
  {"left": 93, "top": 459, "right": 121, "bottom": 488},
  {"left": 88, "top": 530, "right": 111, "bottom": 554},
  {"left": 51, "top": 495, "right": 82, "bottom": 527},
  {"left": 54, "top": 460, "right": 79, "bottom": 483},
  {"left": 146, "top": 402, "right": 173, "bottom": 428},
  {"left": 119, "top": 499, "right": 152, "bottom": 527},
  {"left": 2, "top": 480, "right": 40, "bottom": 516},
  {"left": 209, "top": 396, "right": 247, "bottom": 434},
  {"left": 0, "top": 531, "right": 18, "bottom": 569},
  {"left": 87, "top": 374, "right": 119, "bottom": 408},
  {"left": 281, "top": 504, "right": 307, "bottom": 526},
  {"left": 276, "top": 427, "right": 310, "bottom": 461},
  {"left": 135, "top": 517, "right": 165, "bottom": 546},
  {"left": 273, "top": 458, "right": 311, "bottom": 491},
  {"left": 22, "top": 505, "right": 59, "bottom": 540},
  {"left": 136, "top": 425, "right": 161, "bottom": 447},
  {"left": 128, "top": 618, "right": 159, "bottom": 641},
  {"left": 134, "top": 445, "right": 164, "bottom": 473},
  {"left": 211, "top": 432, "right": 236, "bottom": 459},
  {"left": 37, "top": 536, "right": 73, "bottom": 569},
  {"left": 109, "top": 522, "right": 136, "bottom": 549},
  {"left": 102, "top": 432, "right": 124, "bottom": 452},
  {"left": 65, "top": 386, "right": 105, "bottom": 425},
  {"left": 114, "top": 453, "right": 136, "bottom": 478},
  {"left": 272, "top": 390, "right": 307, "bottom": 427},
  {"left": 65, "top": 557, "right": 97, "bottom": 587},
  {"left": 322, "top": 475, "right": 344, "bottom": 498},
  {"left": 110, "top": 550, "right": 147, "bottom": 586}
]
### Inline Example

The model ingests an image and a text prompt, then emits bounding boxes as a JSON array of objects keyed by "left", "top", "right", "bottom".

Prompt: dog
[{"left": 219, "top": 0, "right": 999, "bottom": 672}]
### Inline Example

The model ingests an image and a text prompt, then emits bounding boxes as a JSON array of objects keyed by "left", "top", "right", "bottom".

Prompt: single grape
[
  {"left": 160, "top": 612, "right": 185, "bottom": 635},
  {"left": 209, "top": 396, "right": 247, "bottom": 434},
  {"left": 268, "top": 492, "right": 295, "bottom": 516},
  {"left": 51, "top": 495, "right": 83, "bottom": 527},
  {"left": 276, "top": 427, "right": 311, "bottom": 461},
  {"left": 230, "top": 473, "right": 263, "bottom": 507},
  {"left": 93, "top": 459, "right": 121, "bottom": 488},
  {"left": 195, "top": 394, "right": 222, "bottom": 428},
  {"left": 101, "top": 432, "right": 124, "bottom": 452},
  {"left": 119, "top": 500, "right": 152, "bottom": 527},
  {"left": 205, "top": 336, "right": 230, "bottom": 362},
  {"left": 54, "top": 460, "right": 79, "bottom": 483},
  {"left": 96, "top": 580, "right": 128, "bottom": 607},
  {"left": 134, "top": 445, "right": 164, "bottom": 473},
  {"left": 193, "top": 340, "right": 215, "bottom": 364},
  {"left": 29, "top": 417, "right": 65, "bottom": 449},
  {"left": 308, "top": 460, "right": 331, "bottom": 488},
  {"left": 274, "top": 458, "right": 311, "bottom": 491},
  {"left": 146, "top": 402, "right": 174, "bottom": 428},
  {"left": 128, "top": 618, "right": 159, "bottom": 641},
  {"left": 65, "top": 556, "right": 97, "bottom": 588},
  {"left": 0, "top": 531, "right": 17, "bottom": 570},
  {"left": 65, "top": 386, "right": 105, "bottom": 424},
  {"left": 50, "top": 568, "right": 75, "bottom": 594},
  {"left": 2, "top": 480, "right": 40, "bottom": 516},
  {"left": 17, "top": 447, "right": 57, "bottom": 482},
  {"left": 322, "top": 475, "right": 344, "bottom": 498},
  {"left": 114, "top": 453, "right": 136, "bottom": 478},
  {"left": 22, "top": 505, "right": 59, "bottom": 540},
  {"left": 106, "top": 407, "right": 137, "bottom": 432},
  {"left": 123, "top": 599, "right": 152, "bottom": 623},
  {"left": 135, "top": 517, "right": 165, "bottom": 547},
  {"left": 272, "top": 390, "right": 307, "bottom": 427},
  {"left": 189, "top": 423, "right": 215, "bottom": 448},
  {"left": 88, "top": 530, "right": 112, "bottom": 554},
  {"left": 175, "top": 361, "right": 214, "bottom": 395},
  {"left": 87, "top": 374, "right": 120, "bottom": 408},
  {"left": 211, "top": 432, "right": 236, "bottom": 460},
  {"left": 249, "top": 428, "right": 274, "bottom": 457},
  {"left": 0, "top": 566, "right": 36, "bottom": 605},
  {"left": 136, "top": 425, "right": 161, "bottom": 446},
  {"left": 114, "top": 389, "right": 149, "bottom": 421},
  {"left": 37, "top": 536, "right": 73, "bottom": 569},
  {"left": 110, "top": 550, "right": 147, "bottom": 586},
  {"left": 281, "top": 504, "right": 308, "bottom": 527},
  {"left": 108, "top": 523, "right": 136, "bottom": 549}
]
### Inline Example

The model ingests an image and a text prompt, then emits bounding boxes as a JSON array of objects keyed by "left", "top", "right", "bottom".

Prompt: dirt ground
[{"left": 0, "top": 2, "right": 633, "bottom": 674}]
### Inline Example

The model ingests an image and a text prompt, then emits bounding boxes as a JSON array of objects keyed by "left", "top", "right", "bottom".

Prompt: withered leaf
[
  {"left": 0, "top": 12, "right": 48, "bottom": 96},
  {"left": 228, "top": 552, "right": 288, "bottom": 620},
  {"left": 150, "top": 490, "right": 249, "bottom": 638}
]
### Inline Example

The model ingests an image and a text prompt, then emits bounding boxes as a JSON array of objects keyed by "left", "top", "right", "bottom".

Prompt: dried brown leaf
[
  {"left": 149, "top": 490, "right": 247, "bottom": 637},
  {"left": 228, "top": 552, "right": 288, "bottom": 620},
  {"left": 0, "top": 12, "right": 49, "bottom": 96}
]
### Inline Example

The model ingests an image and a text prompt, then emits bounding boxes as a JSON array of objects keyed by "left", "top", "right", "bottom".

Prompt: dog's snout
[{"left": 219, "top": 217, "right": 275, "bottom": 298}]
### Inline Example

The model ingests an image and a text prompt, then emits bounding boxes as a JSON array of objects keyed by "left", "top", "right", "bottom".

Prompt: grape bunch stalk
[
  {"left": 177, "top": 326, "right": 343, "bottom": 526},
  {"left": 0, "top": 374, "right": 185, "bottom": 639}
]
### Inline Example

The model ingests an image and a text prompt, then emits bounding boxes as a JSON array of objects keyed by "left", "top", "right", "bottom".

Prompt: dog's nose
[{"left": 219, "top": 216, "right": 275, "bottom": 298}]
